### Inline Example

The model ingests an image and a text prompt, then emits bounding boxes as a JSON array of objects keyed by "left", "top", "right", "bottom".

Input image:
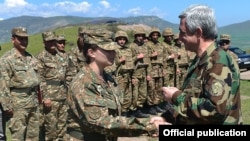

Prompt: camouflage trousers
[
  {"left": 147, "top": 77, "right": 164, "bottom": 105},
  {"left": 163, "top": 73, "right": 175, "bottom": 87},
  {"left": 116, "top": 72, "right": 132, "bottom": 113},
  {"left": 8, "top": 106, "right": 39, "bottom": 141},
  {"left": 132, "top": 76, "right": 147, "bottom": 109},
  {"left": 40, "top": 100, "right": 68, "bottom": 141}
]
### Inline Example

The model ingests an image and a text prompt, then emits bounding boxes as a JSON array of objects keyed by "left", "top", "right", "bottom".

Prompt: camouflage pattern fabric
[
  {"left": 0, "top": 48, "right": 40, "bottom": 141},
  {"left": 67, "top": 65, "right": 157, "bottom": 140},
  {"left": 175, "top": 44, "right": 190, "bottom": 89},
  {"left": 162, "top": 41, "right": 176, "bottom": 87},
  {"left": 163, "top": 43, "right": 243, "bottom": 125},
  {"left": 36, "top": 49, "right": 69, "bottom": 140},
  {"left": 65, "top": 46, "right": 86, "bottom": 88},
  {"left": 146, "top": 41, "right": 165, "bottom": 105},
  {"left": 114, "top": 45, "right": 134, "bottom": 112},
  {"left": 129, "top": 42, "right": 152, "bottom": 109}
]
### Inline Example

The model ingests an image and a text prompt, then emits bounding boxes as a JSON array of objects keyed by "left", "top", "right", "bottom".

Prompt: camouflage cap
[
  {"left": 149, "top": 27, "right": 161, "bottom": 37},
  {"left": 220, "top": 34, "right": 231, "bottom": 41},
  {"left": 162, "top": 28, "right": 174, "bottom": 36},
  {"left": 42, "top": 31, "right": 57, "bottom": 41},
  {"left": 133, "top": 26, "right": 146, "bottom": 36},
  {"left": 84, "top": 34, "right": 119, "bottom": 50},
  {"left": 11, "top": 27, "right": 29, "bottom": 37},
  {"left": 56, "top": 34, "right": 66, "bottom": 41},
  {"left": 115, "top": 30, "right": 128, "bottom": 40}
]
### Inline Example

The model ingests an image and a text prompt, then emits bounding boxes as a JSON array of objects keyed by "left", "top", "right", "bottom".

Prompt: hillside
[
  {"left": 0, "top": 15, "right": 250, "bottom": 51},
  {"left": 0, "top": 15, "right": 179, "bottom": 44}
]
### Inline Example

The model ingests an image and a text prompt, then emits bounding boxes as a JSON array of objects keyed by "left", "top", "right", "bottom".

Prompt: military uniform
[
  {"left": 219, "top": 34, "right": 239, "bottom": 71},
  {"left": 36, "top": 31, "right": 69, "bottom": 140},
  {"left": 146, "top": 27, "right": 165, "bottom": 114},
  {"left": 65, "top": 27, "right": 87, "bottom": 88},
  {"left": 161, "top": 28, "right": 176, "bottom": 87},
  {"left": 114, "top": 31, "right": 134, "bottom": 113},
  {"left": 66, "top": 37, "right": 157, "bottom": 141},
  {"left": 129, "top": 26, "right": 151, "bottom": 118},
  {"left": 0, "top": 27, "right": 40, "bottom": 141},
  {"left": 162, "top": 43, "right": 243, "bottom": 124},
  {"left": 173, "top": 34, "right": 190, "bottom": 89}
]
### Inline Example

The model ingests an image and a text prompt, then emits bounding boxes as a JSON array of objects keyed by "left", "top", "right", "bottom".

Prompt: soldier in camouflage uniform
[
  {"left": 161, "top": 28, "right": 178, "bottom": 87},
  {"left": 0, "top": 27, "right": 40, "bottom": 140},
  {"left": 36, "top": 31, "right": 69, "bottom": 140},
  {"left": 173, "top": 34, "right": 190, "bottom": 89},
  {"left": 113, "top": 30, "right": 134, "bottom": 114},
  {"left": 145, "top": 27, "right": 166, "bottom": 115},
  {"left": 129, "top": 26, "right": 151, "bottom": 118},
  {"left": 218, "top": 34, "right": 239, "bottom": 69},
  {"left": 151, "top": 4, "right": 242, "bottom": 125},
  {"left": 65, "top": 27, "right": 87, "bottom": 88},
  {"left": 65, "top": 33, "right": 158, "bottom": 141}
]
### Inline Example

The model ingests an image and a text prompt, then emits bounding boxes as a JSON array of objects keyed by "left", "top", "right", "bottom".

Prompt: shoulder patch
[
  {"left": 87, "top": 106, "right": 101, "bottom": 120},
  {"left": 210, "top": 80, "right": 225, "bottom": 96}
]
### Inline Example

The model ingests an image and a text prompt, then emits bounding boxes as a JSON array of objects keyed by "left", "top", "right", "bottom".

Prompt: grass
[{"left": 240, "top": 80, "right": 250, "bottom": 124}]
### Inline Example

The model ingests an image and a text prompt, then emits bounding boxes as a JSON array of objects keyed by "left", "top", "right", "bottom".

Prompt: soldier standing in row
[
  {"left": 129, "top": 26, "right": 151, "bottom": 118},
  {"left": 173, "top": 34, "right": 190, "bottom": 89},
  {"left": 36, "top": 31, "right": 69, "bottom": 141},
  {"left": 161, "top": 28, "right": 177, "bottom": 87},
  {"left": 146, "top": 27, "right": 165, "bottom": 115},
  {"left": 113, "top": 30, "right": 134, "bottom": 115},
  {"left": 65, "top": 27, "right": 87, "bottom": 88},
  {"left": 0, "top": 27, "right": 40, "bottom": 140}
]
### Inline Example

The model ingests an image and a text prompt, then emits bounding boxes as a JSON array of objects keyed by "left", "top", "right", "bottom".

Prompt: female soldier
[{"left": 65, "top": 33, "right": 161, "bottom": 141}]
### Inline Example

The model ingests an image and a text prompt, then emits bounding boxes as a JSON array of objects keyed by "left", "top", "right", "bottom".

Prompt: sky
[{"left": 0, "top": 0, "right": 249, "bottom": 27}]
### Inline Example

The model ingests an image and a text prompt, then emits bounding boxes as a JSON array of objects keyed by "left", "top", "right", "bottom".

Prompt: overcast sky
[{"left": 0, "top": 0, "right": 249, "bottom": 27}]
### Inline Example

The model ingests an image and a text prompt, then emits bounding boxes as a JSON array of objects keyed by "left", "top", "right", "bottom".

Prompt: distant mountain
[
  {"left": 218, "top": 20, "right": 250, "bottom": 49},
  {"left": 0, "top": 15, "right": 250, "bottom": 50},
  {"left": 0, "top": 15, "right": 179, "bottom": 44}
]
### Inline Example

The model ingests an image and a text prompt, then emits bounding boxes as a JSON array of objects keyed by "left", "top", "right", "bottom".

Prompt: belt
[
  {"left": 152, "top": 63, "right": 163, "bottom": 66},
  {"left": 178, "top": 63, "right": 189, "bottom": 67},
  {"left": 46, "top": 80, "right": 64, "bottom": 86},
  {"left": 119, "top": 69, "right": 133, "bottom": 74},
  {"left": 10, "top": 86, "right": 37, "bottom": 94}
]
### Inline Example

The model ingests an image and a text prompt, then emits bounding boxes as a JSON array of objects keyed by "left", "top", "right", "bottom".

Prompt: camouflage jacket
[
  {"left": 164, "top": 43, "right": 242, "bottom": 125},
  {"left": 146, "top": 41, "right": 165, "bottom": 77},
  {"left": 162, "top": 41, "right": 176, "bottom": 73},
  {"left": 129, "top": 42, "right": 152, "bottom": 78},
  {"left": 67, "top": 65, "right": 157, "bottom": 137},
  {"left": 175, "top": 44, "right": 190, "bottom": 67},
  {"left": 0, "top": 48, "right": 40, "bottom": 110},
  {"left": 114, "top": 45, "right": 134, "bottom": 76},
  {"left": 65, "top": 46, "right": 86, "bottom": 88},
  {"left": 36, "top": 49, "right": 69, "bottom": 100}
]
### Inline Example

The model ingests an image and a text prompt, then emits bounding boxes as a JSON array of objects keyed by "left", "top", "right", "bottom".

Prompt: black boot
[
  {"left": 154, "top": 105, "right": 165, "bottom": 113},
  {"left": 131, "top": 108, "right": 150, "bottom": 118},
  {"left": 145, "top": 105, "right": 158, "bottom": 115}
]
